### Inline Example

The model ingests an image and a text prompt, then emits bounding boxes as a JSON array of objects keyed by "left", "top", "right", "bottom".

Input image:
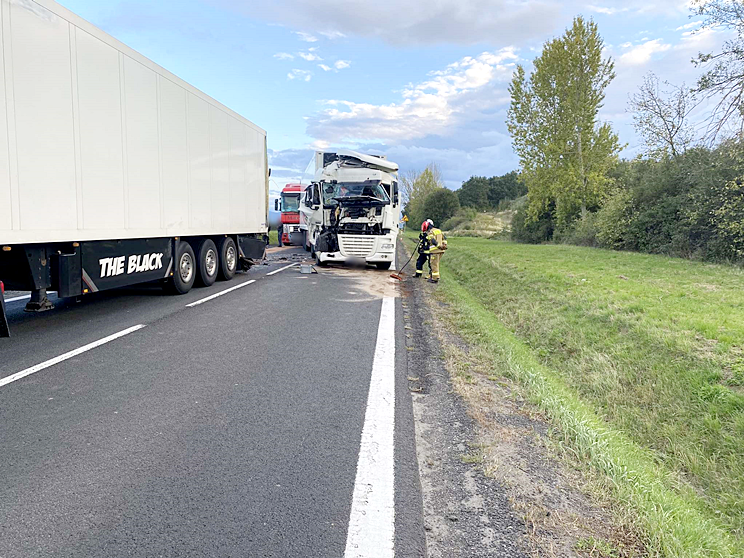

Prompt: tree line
[
  {"left": 401, "top": 167, "right": 526, "bottom": 230},
  {"left": 505, "top": 0, "right": 744, "bottom": 264}
]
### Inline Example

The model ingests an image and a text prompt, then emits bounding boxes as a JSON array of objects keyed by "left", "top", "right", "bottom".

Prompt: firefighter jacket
[{"left": 424, "top": 228, "right": 446, "bottom": 254}]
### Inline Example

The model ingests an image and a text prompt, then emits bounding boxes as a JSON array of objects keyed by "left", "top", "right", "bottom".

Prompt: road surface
[{"left": 0, "top": 247, "right": 426, "bottom": 557}]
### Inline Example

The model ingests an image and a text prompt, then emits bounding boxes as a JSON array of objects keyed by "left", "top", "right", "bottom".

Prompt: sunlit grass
[{"left": 405, "top": 234, "right": 744, "bottom": 557}]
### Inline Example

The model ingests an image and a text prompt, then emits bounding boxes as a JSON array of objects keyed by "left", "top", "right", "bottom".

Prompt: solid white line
[
  {"left": 185, "top": 280, "right": 256, "bottom": 307},
  {"left": 266, "top": 263, "right": 297, "bottom": 276},
  {"left": 344, "top": 296, "right": 396, "bottom": 558},
  {"left": 3, "top": 291, "right": 57, "bottom": 304},
  {"left": 0, "top": 324, "right": 146, "bottom": 389}
]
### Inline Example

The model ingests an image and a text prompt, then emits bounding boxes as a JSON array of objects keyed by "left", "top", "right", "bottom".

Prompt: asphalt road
[{"left": 0, "top": 247, "right": 426, "bottom": 558}]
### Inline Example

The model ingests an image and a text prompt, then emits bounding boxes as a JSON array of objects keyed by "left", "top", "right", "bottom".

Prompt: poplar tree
[{"left": 507, "top": 16, "right": 621, "bottom": 225}]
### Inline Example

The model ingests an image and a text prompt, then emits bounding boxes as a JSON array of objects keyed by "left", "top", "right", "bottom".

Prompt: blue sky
[{"left": 58, "top": 0, "right": 727, "bottom": 192}]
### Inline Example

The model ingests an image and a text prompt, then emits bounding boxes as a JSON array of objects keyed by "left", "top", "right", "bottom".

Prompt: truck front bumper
[{"left": 316, "top": 234, "right": 396, "bottom": 265}]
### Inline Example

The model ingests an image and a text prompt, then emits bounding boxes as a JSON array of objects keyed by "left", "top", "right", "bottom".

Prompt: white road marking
[
  {"left": 185, "top": 280, "right": 256, "bottom": 307},
  {"left": 266, "top": 263, "right": 297, "bottom": 276},
  {"left": 344, "top": 296, "right": 396, "bottom": 558},
  {"left": 4, "top": 295, "right": 30, "bottom": 303},
  {"left": 0, "top": 324, "right": 146, "bottom": 389},
  {"left": 3, "top": 292, "right": 57, "bottom": 304}
]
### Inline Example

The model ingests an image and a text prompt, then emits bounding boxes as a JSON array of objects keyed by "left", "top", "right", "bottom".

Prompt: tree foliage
[
  {"left": 629, "top": 72, "right": 698, "bottom": 158},
  {"left": 402, "top": 163, "right": 444, "bottom": 226},
  {"left": 457, "top": 171, "right": 526, "bottom": 210},
  {"left": 421, "top": 188, "right": 460, "bottom": 228},
  {"left": 507, "top": 16, "right": 621, "bottom": 226},
  {"left": 692, "top": 0, "right": 744, "bottom": 139}
]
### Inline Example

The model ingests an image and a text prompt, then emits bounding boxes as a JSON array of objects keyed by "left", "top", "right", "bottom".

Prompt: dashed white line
[
  {"left": 185, "top": 279, "right": 256, "bottom": 307},
  {"left": 266, "top": 263, "right": 298, "bottom": 276},
  {"left": 0, "top": 324, "right": 147, "bottom": 389},
  {"left": 344, "top": 296, "right": 396, "bottom": 558}
]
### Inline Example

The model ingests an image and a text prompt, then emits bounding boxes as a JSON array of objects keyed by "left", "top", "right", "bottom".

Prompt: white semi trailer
[
  {"left": 0, "top": 0, "right": 269, "bottom": 337},
  {"left": 300, "top": 150, "right": 399, "bottom": 269}
]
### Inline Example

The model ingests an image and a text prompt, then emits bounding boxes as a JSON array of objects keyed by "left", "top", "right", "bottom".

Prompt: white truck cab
[{"left": 300, "top": 150, "right": 399, "bottom": 269}]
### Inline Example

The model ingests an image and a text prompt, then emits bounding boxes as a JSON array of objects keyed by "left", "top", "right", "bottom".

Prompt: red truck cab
[{"left": 279, "top": 184, "right": 304, "bottom": 246}]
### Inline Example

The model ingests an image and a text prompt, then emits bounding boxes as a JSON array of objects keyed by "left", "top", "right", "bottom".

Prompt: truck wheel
[
  {"left": 303, "top": 231, "right": 310, "bottom": 252},
  {"left": 316, "top": 253, "right": 327, "bottom": 267},
  {"left": 169, "top": 242, "right": 196, "bottom": 294},
  {"left": 217, "top": 237, "right": 237, "bottom": 281},
  {"left": 375, "top": 262, "right": 392, "bottom": 270},
  {"left": 195, "top": 239, "right": 219, "bottom": 287}
]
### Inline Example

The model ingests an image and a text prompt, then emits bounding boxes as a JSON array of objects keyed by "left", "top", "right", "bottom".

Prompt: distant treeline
[
  {"left": 457, "top": 171, "right": 527, "bottom": 211},
  {"left": 513, "top": 141, "right": 744, "bottom": 264}
]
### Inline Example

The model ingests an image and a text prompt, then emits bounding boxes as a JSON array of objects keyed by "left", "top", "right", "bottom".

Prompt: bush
[
  {"left": 555, "top": 213, "right": 599, "bottom": 247},
  {"left": 442, "top": 208, "right": 477, "bottom": 230},
  {"left": 511, "top": 206, "right": 554, "bottom": 243},
  {"left": 422, "top": 188, "right": 460, "bottom": 228}
]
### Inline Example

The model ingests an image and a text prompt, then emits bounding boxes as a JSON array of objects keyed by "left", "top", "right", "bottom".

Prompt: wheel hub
[
  {"left": 205, "top": 249, "right": 217, "bottom": 276},
  {"left": 179, "top": 252, "right": 194, "bottom": 283}
]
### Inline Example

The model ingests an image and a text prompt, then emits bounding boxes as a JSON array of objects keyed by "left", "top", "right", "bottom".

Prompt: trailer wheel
[
  {"left": 217, "top": 237, "right": 237, "bottom": 281},
  {"left": 195, "top": 239, "right": 219, "bottom": 287},
  {"left": 169, "top": 242, "right": 196, "bottom": 294},
  {"left": 375, "top": 262, "right": 392, "bottom": 270}
]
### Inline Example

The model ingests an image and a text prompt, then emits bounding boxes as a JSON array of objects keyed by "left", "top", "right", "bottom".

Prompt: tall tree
[
  {"left": 404, "top": 163, "right": 444, "bottom": 226},
  {"left": 629, "top": 72, "right": 697, "bottom": 158},
  {"left": 508, "top": 16, "right": 621, "bottom": 226},
  {"left": 692, "top": 0, "right": 744, "bottom": 140}
]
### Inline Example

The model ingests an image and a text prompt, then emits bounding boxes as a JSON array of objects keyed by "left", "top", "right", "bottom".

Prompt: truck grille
[{"left": 339, "top": 236, "right": 376, "bottom": 257}]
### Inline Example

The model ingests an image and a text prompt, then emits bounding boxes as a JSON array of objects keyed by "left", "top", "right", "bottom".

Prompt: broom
[{"left": 390, "top": 239, "right": 421, "bottom": 281}]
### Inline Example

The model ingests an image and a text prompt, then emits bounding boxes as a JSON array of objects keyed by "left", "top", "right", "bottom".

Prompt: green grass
[{"left": 405, "top": 234, "right": 744, "bottom": 557}]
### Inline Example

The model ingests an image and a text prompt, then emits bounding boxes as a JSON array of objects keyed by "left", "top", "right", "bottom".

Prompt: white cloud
[
  {"left": 676, "top": 20, "right": 702, "bottom": 31},
  {"left": 587, "top": 5, "right": 628, "bottom": 15},
  {"left": 298, "top": 51, "right": 323, "bottom": 61},
  {"left": 218, "top": 0, "right": 562, "bottom": 46},
  {"left": 288, "top": 69, "right": 313, "bottom": 81},
  {"left": 318, "top": 64, "right": 332, "bottom": 72},
  {"left": 295, "top": 31, "right": 318, "bottom": 42},
  {"left": 305, "top": 48, "right": 519, "bottom": 143},
  {"left": 319, "top": 30, "right": 346, "bottom": 39},
  {"left": 274, "top": 52, "right": 294, "bottom": 60},
  {"left": 334, "top": 60, "right": 351, "bottom": 70},
  {"left": 618, "top": 38, "right": 671, "bottom": 66}
]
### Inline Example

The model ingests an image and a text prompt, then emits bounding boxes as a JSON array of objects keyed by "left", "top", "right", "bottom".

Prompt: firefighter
[{"left": 415, "top": 219, "right": 447, "bottom": 282}]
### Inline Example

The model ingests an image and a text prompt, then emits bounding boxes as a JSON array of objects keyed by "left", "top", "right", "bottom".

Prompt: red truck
[{"left": 275, "top": 184, "right": 306, "bottom": 247}]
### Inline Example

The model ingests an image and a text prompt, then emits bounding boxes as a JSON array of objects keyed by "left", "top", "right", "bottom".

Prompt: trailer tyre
[
  {"left": 217, "top": 237, "right": 237, "bottom": 281},
  {"left": 169, "top": 242, "right": 196, "bottom": 294},
  {"left": 375, "top": 262, "right": 392, "bottom": 270},
  {"left": 195, "top": 239, "right": 219, "bottom": 287}
]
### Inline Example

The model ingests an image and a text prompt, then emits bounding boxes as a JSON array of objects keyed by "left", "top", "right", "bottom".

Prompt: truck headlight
[{"left": 381, "top": 243, "right": 395, "bottom": 250}]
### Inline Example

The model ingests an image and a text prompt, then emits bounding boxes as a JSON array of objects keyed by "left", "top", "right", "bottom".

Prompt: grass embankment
[{"left": 406, "top": 235, "right": 744, "bottom": 557}]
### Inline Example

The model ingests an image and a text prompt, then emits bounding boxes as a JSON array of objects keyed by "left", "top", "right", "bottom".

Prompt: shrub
[
  {"left": 422, "top": 188, "right": 461, "bottom": 228},
  {"left": 511, "top": 205, "right": 554, "bottom": 243}
]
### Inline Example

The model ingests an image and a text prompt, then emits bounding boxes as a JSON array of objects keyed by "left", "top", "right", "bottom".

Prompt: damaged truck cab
[{"left": 301, "top": 150, "right": 399, "bottom": 270}]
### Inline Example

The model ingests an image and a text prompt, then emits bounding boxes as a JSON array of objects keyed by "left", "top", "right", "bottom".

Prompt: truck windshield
[
  {"left": 281, "top": 193, "right": 300, "bottom": 212},
  {"left": 322, "top": 182, "right": 390, "bottom": 205}
]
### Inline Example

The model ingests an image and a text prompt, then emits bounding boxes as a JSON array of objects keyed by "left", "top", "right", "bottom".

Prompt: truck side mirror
[{"left": 274, "top": 199, "right": 279, "bottom": 211}]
